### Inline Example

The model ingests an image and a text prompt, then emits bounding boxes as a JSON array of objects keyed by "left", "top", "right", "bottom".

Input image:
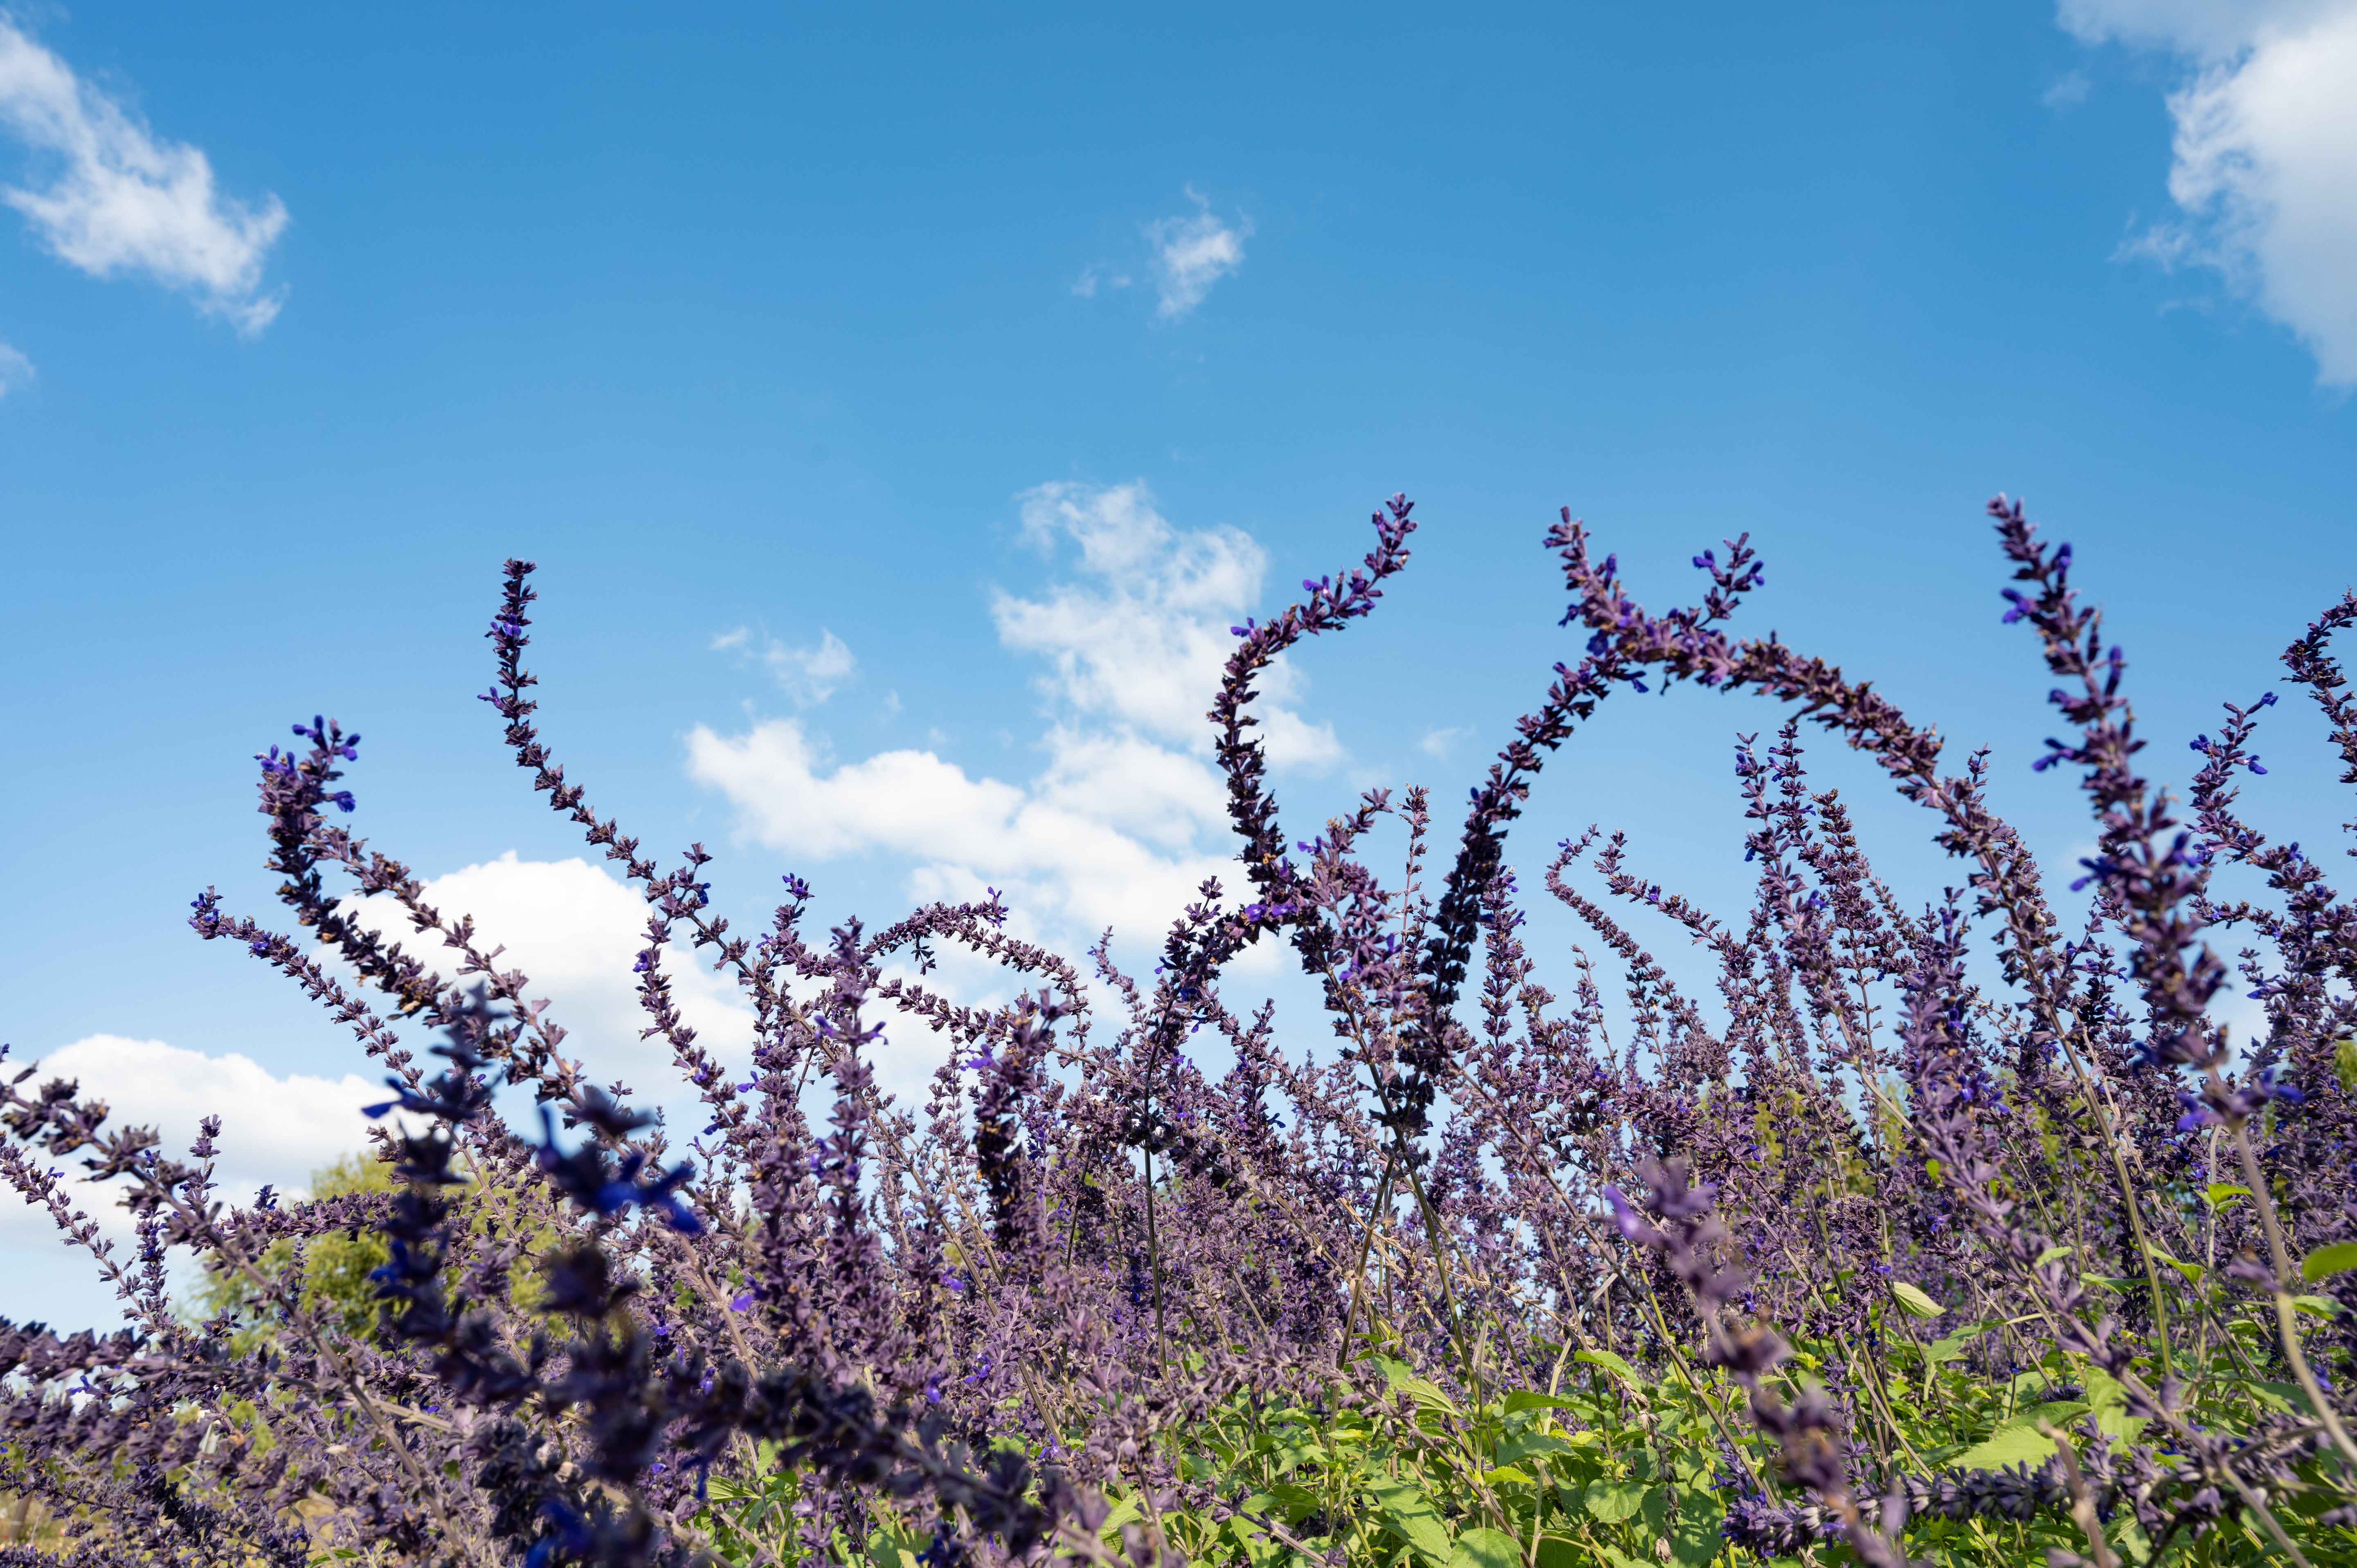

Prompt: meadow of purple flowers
[{"left": 2, "top": 494, "right": 2353, "bottom": 1567}]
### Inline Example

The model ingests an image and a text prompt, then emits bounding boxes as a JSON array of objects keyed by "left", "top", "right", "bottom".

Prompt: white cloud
[
  {"left": 0, "top": 18, "right": 287, "bottom": 331},
  {"left": 714, "top": 626, "right": 857, "bottom": 705},
  {"left": 1420, "top": 725, "right": 1471, "bottom": 759},
  {"left": 0, "top": 857, "right": 767, "bottom": 1327},
  {"left": 2060, "top": 0, "right": 2344, "bottom": 58},
  {"left": 1144, "top": 188, "right": 1250, "bottom": 320},
  {"left": 0, "top": 339, "right": 28, "bottom": 394},
  {"left": 0, "top": 1034, "right": 389, "bottom": 1322},
  {"left": 688, "top": 719, "right": 1233, "bottom": 944},
  {"left": 1004, "top": 482, "right": 1247, "bottom": 735},
  {"left": 997, "top": 481, "right": 1341, "bottom": 767},
  {"left": 349, "top": 852, "right": 758, "bottom": 1090},
  {"left": 2043, "top": 69, "right": 2093, "bottom": 110},
  {"left": 2063, "top": 1, "right": 2357, "bottom": 383},
  {"left": 14, "top": 1034, "right": 383, "bottom": 1190},
  {"left": 689, "top": 481, "right": 1342, "bottom": 948}
]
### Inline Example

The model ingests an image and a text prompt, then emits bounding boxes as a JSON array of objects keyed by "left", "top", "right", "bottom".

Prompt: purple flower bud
[{"left": 1601, "top": 1184, "right": 1647, "bottom": 1241}]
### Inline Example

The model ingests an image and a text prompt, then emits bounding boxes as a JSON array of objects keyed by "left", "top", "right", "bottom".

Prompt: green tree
[{"left": 192, "top": 1150, "right": 394, "bottom": 1347}]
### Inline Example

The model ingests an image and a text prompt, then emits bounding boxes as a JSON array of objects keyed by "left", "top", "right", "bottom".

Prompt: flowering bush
[{"left": 3, "top": 493, "right": 2354, "bottom": 1566}]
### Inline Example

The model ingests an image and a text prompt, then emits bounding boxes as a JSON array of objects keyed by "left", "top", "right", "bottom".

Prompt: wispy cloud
[
  {"left": 1070, "top": 263, "right": 1129, "bottom": 298},
  {"left": 688, "top": 481, "right": 1339, "bottom": 949},
  {"left": 1419, "top": 725, "right": 1471, "bottom": 759},
  {"left": 2063, "top": 0, "right": 2357, "bottom": 384},
  {"left": 1145, "top": 188, "right": 1250, "bottom": 319},
  {"left": 995, "top": 481, "right": 1336, "bottom": 764},
  {"left": 0, "top": 17, "right": 288, "bottom": 331},
  {"left": 0, "top": 340, "right": 29, "bottom": 394},
  {"left": 2042, "top": 69, "right": 2092, "bottom": 110},
  {"left": 714, "top": 625, "right": 858, "bottom": 705}
]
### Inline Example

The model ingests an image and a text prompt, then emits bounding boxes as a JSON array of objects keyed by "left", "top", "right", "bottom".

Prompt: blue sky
[{"left": 2, "top": 1, "right": 2353, "bottom": 1327}]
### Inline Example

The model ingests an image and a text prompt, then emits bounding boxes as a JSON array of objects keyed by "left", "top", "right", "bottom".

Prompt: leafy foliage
[{"left": 193, "top": 1153, "right": 395, "bottom": 1348}]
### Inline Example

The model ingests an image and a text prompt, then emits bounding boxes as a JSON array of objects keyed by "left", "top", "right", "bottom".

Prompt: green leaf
[
  {"left": 2300, "top": 1241, "right": 2357, "bottom": 1282},
  {"left": 1925, "top": 1322, "right": 1990, "bottom": 1364},
  {"left": 1368, "top": 1479, "right": 1454, "bottom": 1566},
  {"left": 2033, "top": 1243, "right": 2075, "bottom": 1266},
  {"left": 1378, "top": 1356, "right": 1466, "bottom": 1418},
  {"left": 2094, "top": 1405, "right": 2148, "bottom": 1443},
  {"left": 1498, "top": 1431, "right": 1574, "bottom": 1465},
  {"left": 1948, "top": 1405, "right": 2085, "bottom": 1472},
  {"left": 1584, "top": 1480, "right": 1647, "bottom": 1523},
  {"left": 2083, "top": 1367, "right": 2134, "bottom": 1434},
  {"left": 1575, "top": 1347, "right": 1647, "bottom": 1389},
  {"left": 1950, "top": 1423, "right": 2062, "bottom": 1471},
  {"left": 705, "top": 1477, "right": 759, "bottom": 1501},
  {"left": 1534, "top": 1539, "right": 1589, "bottom": 1568},
  {"left": 1555, "top": 1455, "right": 1605, "bottom": 1491},
  {"left": 1446, "top": 1527, "right": 1525, "bottom": 1568},
  {"left": 1265, "top": 1481, "right": 1323, "bottom": 1519},
  {"left": 1502, "top": 1389, "right": 1581, "bottom": 1413},
  {"left": 2009, "top": 1399, "right": 2091, "bottom": 1430},
  {"left": 1670, "top": 1491, "right": 1727, "bottom": 1567},
  {"left": 2205, "top": 1182, "right": 2252, "bottom": 1209},
  {"left": 2293, "top": 1293, "right": 2342, "bottom": 1318},
  {"left": 1890, "top": 1281, "right": 1946, "bottom": 1319},
  {"left": 1097, "top": 1497, "right": 1142, "bottom": 1538}
]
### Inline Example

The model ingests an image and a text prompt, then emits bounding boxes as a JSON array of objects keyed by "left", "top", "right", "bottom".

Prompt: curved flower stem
[
  {"left": 2039, "top": 1421, "right": 2121, "bottom": 1568},
  {"left": 1336, "top": 1153, "right": 1396, "bottom": 1369},
  {"left": 1142, "top": 1135, "right": 1168, "bottom": 1375},
  {"left": 2229, "top": 1118, "right": 2357, "bottom": 1478}
]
